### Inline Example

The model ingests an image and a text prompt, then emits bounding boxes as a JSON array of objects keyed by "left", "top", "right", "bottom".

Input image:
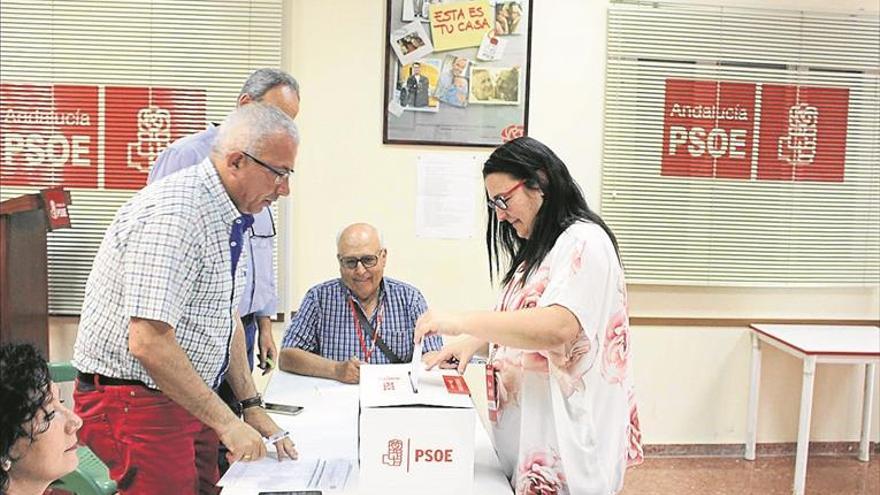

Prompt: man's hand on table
[{"left": 242, "top": 407, "right": 299, "bottom": 461}]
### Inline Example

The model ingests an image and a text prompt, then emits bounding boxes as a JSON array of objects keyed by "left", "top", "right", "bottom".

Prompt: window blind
[
  {"left": 602, "top": 1, "right": 880, "bottom": 286},
  {"left": 0, "top": 0, "right": 283, "bottom": 313}
]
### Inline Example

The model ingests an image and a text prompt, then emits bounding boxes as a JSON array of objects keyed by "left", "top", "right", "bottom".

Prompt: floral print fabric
[{"left": 489, "top": 222, "right": 643, "bottom": 495}]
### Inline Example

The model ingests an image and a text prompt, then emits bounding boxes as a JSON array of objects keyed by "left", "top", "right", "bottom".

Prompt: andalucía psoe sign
[
  {"left": 662, "top": 79, "right": 848, "bottom": 182},
  {"left": 1, "top": 83, "right": 206, "bottom": 190}
]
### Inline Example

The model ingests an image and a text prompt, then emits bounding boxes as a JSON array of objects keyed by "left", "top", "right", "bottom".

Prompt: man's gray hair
[
  {"left": 239, "top": 68, "right": 300, "bottom": 100},
  {"left": 213, "top": 103, "right": 299, "bottom": 156},
  {"left": 336, "top": 223, "right": 385, "bottom": 249}
]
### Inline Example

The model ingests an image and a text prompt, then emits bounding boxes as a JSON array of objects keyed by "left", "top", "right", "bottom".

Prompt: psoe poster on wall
[
  {"left": 661, "top": 78, "right": 849, "bottom": 183},
  {"left": 0, "top": 83, "right": 206, "bottom": 190}
]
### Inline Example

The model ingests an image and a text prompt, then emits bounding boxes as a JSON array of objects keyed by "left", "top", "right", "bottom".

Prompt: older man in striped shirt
[
  {"left": 279, "top": 223, "right": 443, "bottom": 383},
  {"left": 72, "top": 103, "right": 298, "bottom": 495}
]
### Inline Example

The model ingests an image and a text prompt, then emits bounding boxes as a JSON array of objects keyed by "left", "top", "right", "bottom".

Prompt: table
[
  {"left": 222, "top": 369, "right": 513, "bottom": 494},
  {"left": 745, "top": 324, "right": 880, "bottom": 495}
]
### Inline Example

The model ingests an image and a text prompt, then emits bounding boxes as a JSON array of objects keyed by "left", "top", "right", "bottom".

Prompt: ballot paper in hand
[{"left": 408, "top": 338, "right": 423, "bottom": 393}]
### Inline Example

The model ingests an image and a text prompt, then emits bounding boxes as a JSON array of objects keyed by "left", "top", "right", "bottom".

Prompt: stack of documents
[{"left": 217, "top": 454, "right": 352, "bottom": 492}]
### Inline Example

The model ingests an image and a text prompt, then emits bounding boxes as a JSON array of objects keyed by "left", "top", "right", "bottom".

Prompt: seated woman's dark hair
[
  {"left": 0, "top": 342, "right": 52, "bottom": 492},
  {"left": 483, "top": 136, "right": 620, "bottom": 286}
]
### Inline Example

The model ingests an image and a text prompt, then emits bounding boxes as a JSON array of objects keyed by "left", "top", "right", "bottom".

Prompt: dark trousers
[{"left": 216, "top": 313, "right": 258, "bottom": 474}]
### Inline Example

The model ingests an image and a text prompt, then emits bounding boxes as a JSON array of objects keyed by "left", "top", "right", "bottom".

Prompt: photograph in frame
[
  {"left": 390, "top": 20, "right": 434, "bottom": 66},
  {"left": 469, "top": 66, "right": 520, "bottom": 105},
  {"left": 396, "top": 59, "right": 442, "bottom": 112}
]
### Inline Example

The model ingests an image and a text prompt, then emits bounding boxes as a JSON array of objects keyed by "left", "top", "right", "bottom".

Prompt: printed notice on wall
[{"left": 416, "top": 153, "right": 481, "bottom": 239}]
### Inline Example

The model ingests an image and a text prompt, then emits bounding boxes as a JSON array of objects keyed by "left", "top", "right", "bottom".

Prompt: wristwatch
[{"left": 238, "top": 394, "right": 263, "bottom": 411}]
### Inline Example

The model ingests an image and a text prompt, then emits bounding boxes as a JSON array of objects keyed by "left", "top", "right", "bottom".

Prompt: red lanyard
[{"left": 349, "top": 297, "right": 384, "bottom": 363}]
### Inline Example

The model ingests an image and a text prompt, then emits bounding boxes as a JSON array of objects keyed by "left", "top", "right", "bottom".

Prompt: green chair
[{"left": 48, "top": 361, "right": 117, "bottom": 495}]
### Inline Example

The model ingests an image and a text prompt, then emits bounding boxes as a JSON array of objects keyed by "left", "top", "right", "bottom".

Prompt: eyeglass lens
[
  {"left": 242, "top": 151, "right": 290, "bottom": 185},
  {"left": 487, "top": 180, "right": 525, "bottom": 210},
  {"left": 340, "top": 255, "right": 379, "bottom": 269},
  {"left": 487, "top": 197, "right": 508, "bottom": 210}
]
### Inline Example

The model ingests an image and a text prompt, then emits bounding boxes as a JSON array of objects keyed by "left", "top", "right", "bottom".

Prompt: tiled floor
[{"left": 620, "top": 455, "right": 880, "bottom": 495}]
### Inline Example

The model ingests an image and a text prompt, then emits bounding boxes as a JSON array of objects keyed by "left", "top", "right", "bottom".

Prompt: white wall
[{"left": 281, "top": 0, "right": 879, "bottom": 445}]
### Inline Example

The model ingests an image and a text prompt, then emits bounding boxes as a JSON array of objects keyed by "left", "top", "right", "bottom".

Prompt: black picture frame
[{"left": 382, "top": 0, "right": 533, "bottom": 147}]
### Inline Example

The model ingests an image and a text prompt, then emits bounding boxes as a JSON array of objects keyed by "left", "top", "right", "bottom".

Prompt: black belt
[{"left": 77, "top": 371, "right": 152, "bottom": 389}]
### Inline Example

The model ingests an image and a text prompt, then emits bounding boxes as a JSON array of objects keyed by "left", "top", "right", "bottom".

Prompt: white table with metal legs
[{"left": 745, "top": 324, "right": 880, "bottom": 495}]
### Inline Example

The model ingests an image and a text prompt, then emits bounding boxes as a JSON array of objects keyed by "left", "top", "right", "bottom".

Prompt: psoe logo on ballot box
[{"left": 381, "top": 438, "right": 456, "bottom": 470}]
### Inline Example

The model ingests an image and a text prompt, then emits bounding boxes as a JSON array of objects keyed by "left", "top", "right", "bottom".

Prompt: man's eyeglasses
[
  {"left": 338, "top": 250, "right": 385, "bottom": 270},
  {"left": 486, "top": 180, "right": 525, "bottom": 210},
  {"left": 241, "top": 150, "right": 293, "bottom": 185},
  {"left": 250, "top": 208, "right": 276, "bottom": 239}
]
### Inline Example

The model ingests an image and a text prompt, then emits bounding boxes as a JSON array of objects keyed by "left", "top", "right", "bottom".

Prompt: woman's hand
[
  {"left": 424, "top": 336, "right": 486, "bottom": 374},
  {"left": 414, "top": 309, "right": 467, "bottom": 343}
]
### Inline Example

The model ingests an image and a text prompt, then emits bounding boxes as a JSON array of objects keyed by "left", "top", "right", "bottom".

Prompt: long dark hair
[{"left": 483, "top": 136, "right": 620, "bottom": 286}]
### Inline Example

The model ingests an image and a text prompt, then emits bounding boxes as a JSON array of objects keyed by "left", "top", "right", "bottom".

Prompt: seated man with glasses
[{"left": 279, "top": 223, "right": 442, "bottom": 384}]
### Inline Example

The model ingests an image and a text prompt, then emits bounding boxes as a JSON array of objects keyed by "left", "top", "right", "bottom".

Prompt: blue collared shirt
[
  {"left": 281, "top": 278, "right": 442, "bottom": 363},
  {"left": 147, "top": 125, "right": 277, "bottom": 318}
]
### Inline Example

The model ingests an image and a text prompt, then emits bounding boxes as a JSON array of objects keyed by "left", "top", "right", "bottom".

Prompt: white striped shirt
[{"left": 73, "top": 157, "right": 247, "bottom": 390}]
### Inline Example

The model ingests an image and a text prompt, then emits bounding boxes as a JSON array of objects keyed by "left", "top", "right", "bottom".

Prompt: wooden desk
[
  {"left": 745, "top": 324, "right": 880, "bottom": 495},
  {"left": 221, "top": 369, "right": 512, "bottom": 494}
]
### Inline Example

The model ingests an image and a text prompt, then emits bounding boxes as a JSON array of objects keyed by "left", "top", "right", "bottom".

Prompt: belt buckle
[{"left": 76, "top": 378, "right": 97, "bottom": 392}]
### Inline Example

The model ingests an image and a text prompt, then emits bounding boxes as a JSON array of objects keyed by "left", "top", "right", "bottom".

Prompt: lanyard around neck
[{"left": 349, "top": 297, "right": 385, "bottom": 363}]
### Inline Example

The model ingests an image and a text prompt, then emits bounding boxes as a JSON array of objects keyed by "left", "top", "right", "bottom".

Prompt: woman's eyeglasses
[
  {"left": 241, "top": 150, "right": 293, "bottom": 185},
  {"left": 337, "top": 250, "right": 385, "bottom": 270},
  {"left": 486, "top": 180, "right": 525, "bottom": 210}
]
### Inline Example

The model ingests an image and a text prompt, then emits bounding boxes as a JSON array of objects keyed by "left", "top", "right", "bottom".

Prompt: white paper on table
[
  {"left": 217, "top": 454, "right": 352, "bottom": 491},
  {"left": 415, "top": 153, "right": 483, "bottom": 239},
  {"left": 409, "top": 339, "right": 423, "bottom": 393}
]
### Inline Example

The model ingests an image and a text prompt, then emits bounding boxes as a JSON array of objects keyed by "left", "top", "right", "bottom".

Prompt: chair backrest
[{"left": 48, "top": 361, "right": 78, "bottom": 383}]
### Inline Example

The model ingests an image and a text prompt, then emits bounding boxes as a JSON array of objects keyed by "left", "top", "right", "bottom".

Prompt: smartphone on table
[{"left": 263, "top": 402, "right": 304, "bottom": 415}]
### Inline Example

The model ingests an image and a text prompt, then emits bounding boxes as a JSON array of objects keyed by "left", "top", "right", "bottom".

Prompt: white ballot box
[{"left": 359, "top": 363, "right": 476, "bottom": 494}]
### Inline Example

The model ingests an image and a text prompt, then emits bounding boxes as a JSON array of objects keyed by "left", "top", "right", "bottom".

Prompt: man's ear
[
  {"left": 237, "top": 93, "right": 252, "bottom": 106},
  {"left": 228, "top": 150, "right": 245, "bottom": 170}
]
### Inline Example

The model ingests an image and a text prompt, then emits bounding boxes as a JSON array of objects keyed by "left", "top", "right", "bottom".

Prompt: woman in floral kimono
[{"left": 415, "top": 137, "right": 643, "bottom": 495}]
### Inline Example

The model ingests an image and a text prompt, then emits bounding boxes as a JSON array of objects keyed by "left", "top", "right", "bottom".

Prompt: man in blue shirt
[
  {"left": 148, "top": 68, "right": 300, "bottom": 382},
  {"left": 279, "top": 223, "right": 442, "bottom": 383}
]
